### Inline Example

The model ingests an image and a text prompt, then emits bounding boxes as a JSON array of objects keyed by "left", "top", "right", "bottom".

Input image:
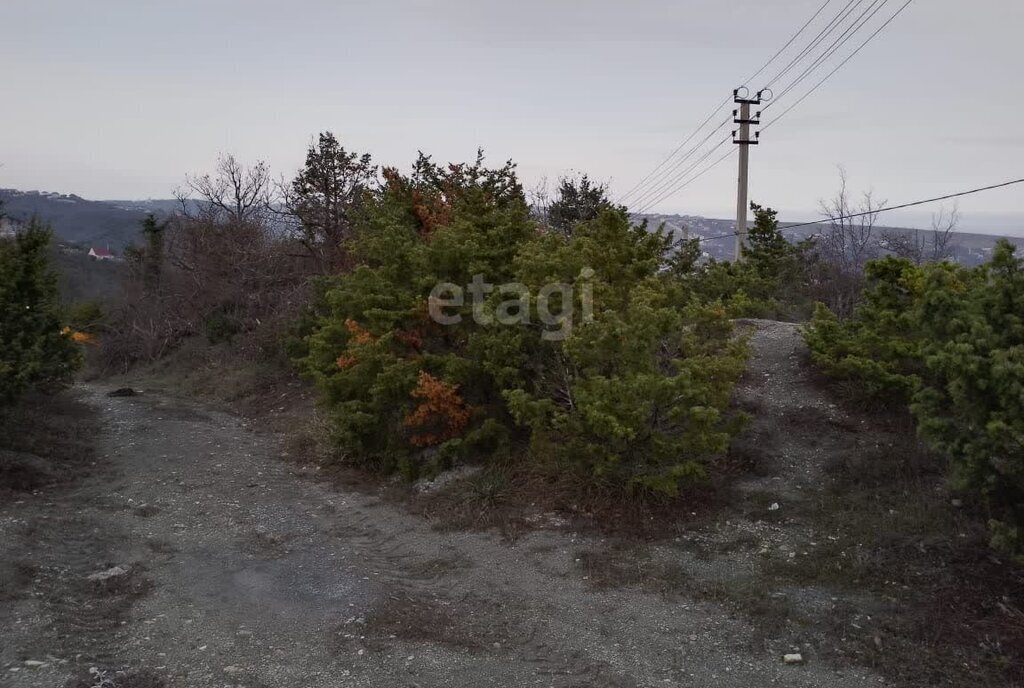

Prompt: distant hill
[
  {"left": 0, "top": 189, "right": 180, "bottom": 251},
  {"left": 2, "top": 187, "right": 1019, "bottom": 266},
  {"left": 635, "top": 212, "right": 1024, "bottom": 265}
]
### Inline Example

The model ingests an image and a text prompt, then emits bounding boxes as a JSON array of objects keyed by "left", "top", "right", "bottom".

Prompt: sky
[{"left": 2, "top": 0, "right": 1022, "bottom": 234}]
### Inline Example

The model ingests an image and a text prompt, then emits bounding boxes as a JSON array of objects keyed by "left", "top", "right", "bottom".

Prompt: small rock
[
  {"left": 86, "top": 566, "right": 128, "bottom": 582},
  {"left": 768, "top": 502, "right": 780, "bottom": 511},
  {"left": 223, "top": 666, "right": 244, "bottom": 676},
  {"left": 783, "top": 653, "right": 804, "bottom": 664},
  {"left": 107, "top": 387, "right": 138, "bottom": 397},
  {"left": 951, "top": 498, "right": 963, "bottom": 508},
  {"left": 23, "top": 660, "right": 46, "bottom": 668},
  {"left": 236, "top": 630, "right": 253, "bottom": 637}
]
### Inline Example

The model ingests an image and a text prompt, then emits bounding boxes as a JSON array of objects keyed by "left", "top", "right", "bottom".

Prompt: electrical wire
[
  {"left": 637, "top": 147, "right": 737, "bottom": 215},
  {"left": 628, "top": 0, "right": 915, "bottom": 215},
  {"left": 765, "top": 0, "right": 890, "bottom": 109},
  {"left": 761, "top": 0, "right": 915, "bottom": 131},
  {"left": 633, "top": 136, "right": 733, "bottom": 214},
  {"left": 619, "top": 0, "right": 844, "bottom": 205},
  {"left": 673, "top": 178, "right": 1024, "bottom": 246},
  {"left": 761, "top": 0, "right": 863, "bottom": 90},
  {"left": 616, "top": 97, "right": 731, "bottom": 204},
  {"left": 776, "top": 177, "right": 1024, "bottom": 232},
  {"left": 626, "top": 116, "right": 732, "bottom": 208},
  {"left": 741, "top": 0, "right": 836, "bottom": 87}
]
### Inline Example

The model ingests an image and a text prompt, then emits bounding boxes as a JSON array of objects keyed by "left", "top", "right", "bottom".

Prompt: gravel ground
[{"left": 0, "top": 321, "right": 891, "bottom": 687}]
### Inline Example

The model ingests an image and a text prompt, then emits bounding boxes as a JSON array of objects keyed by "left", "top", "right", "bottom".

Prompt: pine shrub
[
  {"left": 295, "top": 154, "right": 748, "bottom": 491},
  {"left": 0, "top": 217, "right": 81, "bottom": 407},
  {"left": 805, "top": 241, "right": 1024, "bottom": 556}
]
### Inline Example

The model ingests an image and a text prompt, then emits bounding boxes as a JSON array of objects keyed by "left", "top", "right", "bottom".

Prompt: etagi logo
[{"left": 428, "top": 268, "right": 595, "bottom": 341}]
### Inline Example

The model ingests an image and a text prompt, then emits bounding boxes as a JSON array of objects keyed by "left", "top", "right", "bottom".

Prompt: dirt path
[{"left": 1, "top": 322, "right": 892, "bottom": 687}]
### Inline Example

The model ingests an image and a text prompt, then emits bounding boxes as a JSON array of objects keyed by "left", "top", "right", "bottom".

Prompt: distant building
[{"left": 88, "top": 246, "right": 115, "bottom": 260}]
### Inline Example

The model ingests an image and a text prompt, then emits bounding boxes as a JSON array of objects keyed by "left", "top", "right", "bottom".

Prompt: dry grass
[
  {"left": 408, "top": 459, "right": 734, "bottom": 543},
  {"left": 760, "top": 437, "right": 1024, "bottom": 687}
]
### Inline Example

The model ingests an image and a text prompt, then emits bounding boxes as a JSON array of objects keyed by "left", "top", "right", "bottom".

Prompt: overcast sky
[{"left": 2, "top": 0, "right": 1022, "bottom": 233}]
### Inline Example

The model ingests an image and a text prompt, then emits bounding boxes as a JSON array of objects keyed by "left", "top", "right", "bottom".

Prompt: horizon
[
  {"left": 2, "top": 0, "right": 1023, "bottom": 230},
  {"left": 4, "top": 184, "right": 1022, "bottom": 239}
]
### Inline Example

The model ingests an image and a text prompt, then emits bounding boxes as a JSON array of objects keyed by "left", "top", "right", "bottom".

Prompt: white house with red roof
[{"left": 88, "top": 246, "right": 115, "bottom": 260}]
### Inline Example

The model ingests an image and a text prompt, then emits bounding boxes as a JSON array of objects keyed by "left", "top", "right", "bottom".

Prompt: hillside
[
  {"left": 2, "top": 186, "right": 1020, "bottom": 265},
  {"left": 636, "top": 212, "right": 1024, "bottom": 264},
  {"left": 0, "top": 189, "right": 174, "bottom": 251}
]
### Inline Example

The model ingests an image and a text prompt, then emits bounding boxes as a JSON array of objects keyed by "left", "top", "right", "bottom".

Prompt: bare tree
[
  {"left": 528, "top": 176, "right": 552, "bottom": 227},
  {"left": 809, "top": 168, "right": 887, "bottom": 317},
  {"left": 180, "top": 154, "right": 272, "bottom": 224},
  {"left": 882, "top": 203, "right": 960, "bottom": 265},
  {"left": 818, "top": 167, "right": 886, "bottom": 272}
]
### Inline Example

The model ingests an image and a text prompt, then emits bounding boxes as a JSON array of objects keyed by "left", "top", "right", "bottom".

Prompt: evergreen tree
[
  {"left": 287, "top": 132, "right": 376, "bottom": 272},
  {"left": 547, "top": 174, "right": 618, "bottom": 237},
  {"left": 140, "top": 214, "right": 166, "bottom": 292},
  {"left": 692, "top": 203, "right": 814, "bottom": 320},
  {"left": 295, "top": 154, "right": 747, "bottom": 490},
  {"left": 805, "top": 240, "right": 1024, "bottom": 555},
  {"left": 0, "top": 217, "right": 80, "bottom": 407}
]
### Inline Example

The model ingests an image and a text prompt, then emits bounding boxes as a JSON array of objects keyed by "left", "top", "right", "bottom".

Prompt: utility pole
[{"left": 732, "top": 88, "right": 762, "bottom": 259}]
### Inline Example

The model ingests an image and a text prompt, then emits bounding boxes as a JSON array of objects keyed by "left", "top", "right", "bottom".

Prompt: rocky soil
[{"left": 2, "top": 321, "right": 992, "bottom": 687}]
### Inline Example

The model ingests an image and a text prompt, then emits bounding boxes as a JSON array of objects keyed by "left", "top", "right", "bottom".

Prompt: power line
[
  {"left": 616, "top": 97, "right": 731, "bottom": 204},
  {"left": 778, "top": 177, "right": 1024, "bottom": 231},
  {"left": 637, "top": 144, "right": 737, "bottom": 215},
  {"left": 695, "top": 231, "right": 743, "bottom": 244},
  {"left": 634, "top": 136, "right": 732, "bottom": 214},
  {"left": 626, "top": 116, "right": 732, "bottom": 209},
  {"left": 743, "top": 0, "right": 836, "bottom": 87},
  {"left": 766, "top": 0, "right": 890, "bottom": 108},
  {"left": 628, "top": 0, "right": 914, "bottom": 217},
  {"left": 681, "top": 177, "right": 1024, "bottom": 245},
  {"left": 619, "top": 0, "right": 844, "bottom": 206},
  {"left": 761, "top": 0, "right": 862, "bottom": 90},
  {"left": 763, "top": 0, "right": 915, "bottom": 131}
]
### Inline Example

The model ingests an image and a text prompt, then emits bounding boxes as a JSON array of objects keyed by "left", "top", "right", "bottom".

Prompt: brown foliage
[
  {"left": 403, "top": 371, "right": 470, "bottom": 447},
  {"left": 99, "top": 213, "right": 312, "bottom": 372}
]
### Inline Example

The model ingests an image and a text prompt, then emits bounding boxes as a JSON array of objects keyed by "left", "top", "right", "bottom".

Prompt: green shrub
[
  {"left": 804, "top": 241, "right": 1024, "bottom": 556},
  {"left": 295, "top": 153, "right": 748, "bottom": 492},
  {"left": 0, "top": 218, "right": 81, "bottom": 407},
  {"left": 911, "top": 241, "right": 1024, "bottom": 556},
  {"left": 690, "top": 203, "right": 815, "bottom": 320},
  {"left": 803, "top": 256, "right": 932, "bottom": 403}
]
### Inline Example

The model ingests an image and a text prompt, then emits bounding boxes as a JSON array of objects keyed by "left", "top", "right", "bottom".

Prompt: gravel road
[{"left": 0, "top": 322, "right": 890, "bottom": 687}]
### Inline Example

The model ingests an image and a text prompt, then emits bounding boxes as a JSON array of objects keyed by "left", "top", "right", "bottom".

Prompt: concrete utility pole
[{"left": 732, "top": 88, "right": 762, "bottom": 259}]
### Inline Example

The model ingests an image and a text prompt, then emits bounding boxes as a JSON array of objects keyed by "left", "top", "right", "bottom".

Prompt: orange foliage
[
  {"left": 335, "top": 354, "right": 357, "bottom": 369},
  {"left": 395, "top": 328, "right": 423, "bottom": 352},
  {"left": 61, "top": 327, "right": 96, "bottom": 345},
  {"left": 345, "top": 319, "right": 375, "bottom": 345},
  {"left": 411, "top": 190, "right": 452, "bottom": 239},
  {"left": 403, "top": 371, "right": 470, "bottom": 447}
]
